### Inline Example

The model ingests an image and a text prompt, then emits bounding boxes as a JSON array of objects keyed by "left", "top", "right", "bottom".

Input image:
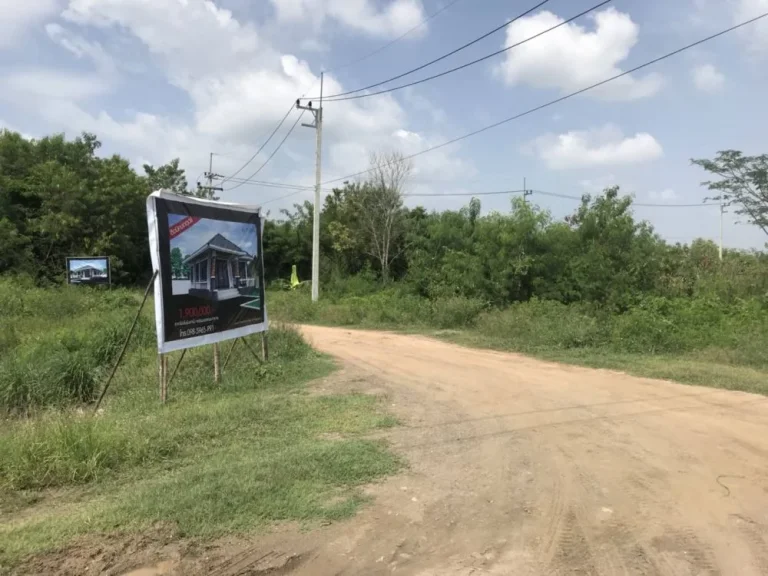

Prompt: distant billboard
[
  {"left": 146, "top": 190, "right": 267, "bottom": 353},
  {"left": 67, "top": 257, "right": 111, "bottom": 286}
]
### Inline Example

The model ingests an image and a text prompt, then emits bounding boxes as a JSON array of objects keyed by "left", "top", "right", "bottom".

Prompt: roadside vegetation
[
  {"left": 265, "top": 151, "right": 768, "bottom": 395},
  {"left": 0, "top": 279, "right": 399, "bottom": 568}
]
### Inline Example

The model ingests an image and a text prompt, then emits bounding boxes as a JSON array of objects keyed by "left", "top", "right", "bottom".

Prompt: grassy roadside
[
  {"left": 439, "top": 331, "right": 768, "bottom": 396},
  {"left": 0, "top": 281, "right": 402, "bottom": 570},
  {"left": 0, "top": 335, "right": 400, "bottom": 568},
  {"left": 269, "top": 289, "right": 768, "bottom": 396}
]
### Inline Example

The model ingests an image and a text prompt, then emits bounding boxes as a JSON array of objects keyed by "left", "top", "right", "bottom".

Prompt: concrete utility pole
[
  {"left": 523, "top": 177, "right": 533, "bottom": 203},
  {"left": 297, "top": 72, "right": 324, "bottom": 302},
  {"left": 201, "top": 152, "right": 225, "bottom": 384},
  {"left": 719, "top": 200, "right": 724, "bottom": 261},
  {"left": 198, "top": 152, "right": 224, "bottom": 199}
]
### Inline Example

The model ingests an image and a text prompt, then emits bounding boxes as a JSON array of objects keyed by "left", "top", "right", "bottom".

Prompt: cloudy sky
[
  {"left": 169, "top": 214, "right": 258, "bottom": 259},
  {"left": 1, "top": 0, "right": 767, "bottom": 248}
]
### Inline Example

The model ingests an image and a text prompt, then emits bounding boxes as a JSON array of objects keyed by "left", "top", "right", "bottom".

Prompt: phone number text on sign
[{"left": 179, "top": 324, "right": 215, "bottom": 338}]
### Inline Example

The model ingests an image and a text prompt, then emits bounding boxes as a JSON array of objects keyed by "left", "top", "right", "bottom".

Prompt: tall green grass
[
  {"left": 0, "top": 278, "right": 402, "bottom": 567},
  {"left": 0, "top": 278, "right": 152, "bottom": 412},
  {"left": 269, "top": 286, "right": 768, "bottom": 372}
]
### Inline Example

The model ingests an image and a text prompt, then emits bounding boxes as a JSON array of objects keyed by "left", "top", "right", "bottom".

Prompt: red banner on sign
[{"left": 169, "top": 216, "right": 200, "bottom": 240}]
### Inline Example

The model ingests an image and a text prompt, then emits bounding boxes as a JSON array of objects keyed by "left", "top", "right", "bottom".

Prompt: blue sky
[
  {"left": 69, "top": 258, "right": 108, "bottom": 272},
  {"left": 168, "top": 214, "right": 258, "bottom": 259},
  {"left": 2, "top": 0, "right": 767, "bottom": 248}
]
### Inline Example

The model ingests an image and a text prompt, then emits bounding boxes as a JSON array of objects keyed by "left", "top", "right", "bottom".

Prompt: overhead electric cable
[
  {"left": 318, "top": 11, "right": 768, "bottom": 186},
  {"left": 225, "top": 111, "right": 306, "bottom": 192},
  {"left": 532, "top": 190, "right": 721, "bottom": 207},
  {"left": 326, "top": 0, "right": 469, "bottom": 74},
  {"left": 221, "top": 105, "right": 297, "bottom": 184},
  {"left": 305, "top": 0, "right": 551, "bottom": 101},
  {"left": 323, "top": 0, "right": 611, "bottom": 103},
  {"left": 221, "top": 0, "right": 467, "bottom": 183}
]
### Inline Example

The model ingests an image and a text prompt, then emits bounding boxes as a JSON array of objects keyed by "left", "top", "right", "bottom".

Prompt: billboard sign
[
  {"left": 146, "top": 191, "right": 266, "bottom": 353},
  {"left": 67, "top": 257, "right": 111, "bottom": 286}
]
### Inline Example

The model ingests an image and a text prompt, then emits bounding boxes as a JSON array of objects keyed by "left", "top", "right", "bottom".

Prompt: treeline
[
  {"left": 266, "top": 186, "right": 768, "bottom": 309},
  {"left": 0, "top": 130, "right": 199, "bottom": 284},
  {"left": 2, "top": 129, "right": 766, "bottom": 308}
]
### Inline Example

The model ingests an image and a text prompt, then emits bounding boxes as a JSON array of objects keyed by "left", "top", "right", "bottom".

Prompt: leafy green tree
[
  {"left": 170, "top": 247, "right": 185, "bottom": 279},
  {"left": 693, "top": 151, "right": 768, "bottom": 237},
  {"left": 144, "top": 158, "right": 188, "bottom": 194},
  {"left": 0, "top": 130, "right": 149, "bottom": 283}
]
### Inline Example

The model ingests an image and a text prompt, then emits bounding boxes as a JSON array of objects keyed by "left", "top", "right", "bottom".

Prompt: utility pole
[
  {"left": 719, "top": 199, "right": 724, "bottom": 261},
  {"left": 523, "top": 177, "right": 533, "bottom": 203},
  {"left": 297, "top": 72, "right": 324, "bottom": 302},
  {"left": 199, "top": 152, "right": 225, "bottom": 383},
  {"left": 198, "top": 152, "right": 224, "bottom": 199}
]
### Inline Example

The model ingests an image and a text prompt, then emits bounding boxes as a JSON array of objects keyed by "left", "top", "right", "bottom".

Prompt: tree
[
  {"left": 692, "top": 150, "right": 768, "bottom": 237},
  {"left": 352, "top": 151, "right": 413, "bottom": 282},
  {"left": 144, "top": 158, "right": 188, "bottom": 194},
  {"left": 170, "top": 247, "right": 186, "bottom": 279}
]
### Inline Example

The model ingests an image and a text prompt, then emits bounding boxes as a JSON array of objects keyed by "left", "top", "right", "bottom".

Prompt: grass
[
  {"left": 269, "top": 287, "right": 768, "bottom": 396},
  {"left": 0, "top": 279, "right": 402, "bottom": 569},
  {"left": 441, "top": 332, "right": 768, "bottom": 396}
]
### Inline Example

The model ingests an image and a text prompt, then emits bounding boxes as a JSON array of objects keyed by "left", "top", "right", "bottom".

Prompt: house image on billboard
[
  {"left": 183, "top": 233, "right": 258, "bottom": 302},
  {"left": 70, "top": 264, "right": 106, "bottom": 282}
]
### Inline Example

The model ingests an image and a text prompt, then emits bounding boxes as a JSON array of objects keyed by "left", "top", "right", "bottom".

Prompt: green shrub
[
  {"left": 474, "top": 299, "right": 606, "bottom": 350},
  {"left": 429, "top": 296, "right": 486, "bottom": 329}
]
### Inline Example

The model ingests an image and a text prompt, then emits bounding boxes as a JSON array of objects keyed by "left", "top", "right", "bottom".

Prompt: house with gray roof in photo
[{"left": 182, "top": 233, "right": 258, "bottom": 302}]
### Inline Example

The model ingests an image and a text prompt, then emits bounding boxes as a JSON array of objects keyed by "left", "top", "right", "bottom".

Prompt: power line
[
  {"left": 405, "top": 189, "right": 526, "bottom": 197},
  {"left": 224, "top": 178, "right": 315, "bottom": 191},
  {"left": 221, "top": 105, "right": 297, "bottom": 184},
  {"left": 224, "top": 111, "right": 306, "bottom": 192},
  {"left": 320, "top": 10, "right": 768, "bottom": 186},
  {"left": 326, "top": 0, "right": 469, "bottom": 74},
  {"left": 306, "top": 0, "right": 552, "bottom": 101},
  {"left": 324, "top": 0, "right": 611, "bottom": 103},
  {"left": 222, "top": 0, "right": 467, "bottom": 183},
  {"left": 533, "top": 190, "right": 721, "bottom": 207}
]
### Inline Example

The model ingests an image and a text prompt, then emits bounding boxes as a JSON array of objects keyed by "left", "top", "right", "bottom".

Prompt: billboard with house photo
[
  {"left": 67, "top": 257, "right": 111, "bottom": 286},
  {"left": 147, "top": 191, "right": 266, "bottom": 353}
]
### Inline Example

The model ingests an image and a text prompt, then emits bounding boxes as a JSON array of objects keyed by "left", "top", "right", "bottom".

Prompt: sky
[
  {"left": 1, "top": 0, "right": 767, "bottom": 249},
  {"left": 169, "top": 214, "right": 258, "bottom": 259},
  {"left": 68, "top": 258, "right": 108, "bottom": 272}
]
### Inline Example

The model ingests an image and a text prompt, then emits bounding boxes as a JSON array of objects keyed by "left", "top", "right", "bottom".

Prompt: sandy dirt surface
[{"left": 21, "top": 327, "right": 768, "bottom": 575}]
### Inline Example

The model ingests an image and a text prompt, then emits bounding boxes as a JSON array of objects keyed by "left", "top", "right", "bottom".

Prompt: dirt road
[
  {"left": 119, "top": 327, "right": 768, "bottom": 576},
  {"left": 253, "top": 326, "right": 767, "bottom": 576}
]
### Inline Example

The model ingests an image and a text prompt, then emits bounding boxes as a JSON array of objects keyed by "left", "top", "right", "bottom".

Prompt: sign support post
[{"left": 94, "top": 270, "right": 158, "bottom": 412}]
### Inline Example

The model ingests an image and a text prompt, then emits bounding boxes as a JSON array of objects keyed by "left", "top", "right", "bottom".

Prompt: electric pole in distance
[
  {"left": 198, "top": 152, "right": 224, "bottom": 200},
  {"left": 297, "top": 72, "right": 324, "bottom": 302},
  {"left": 523, "top": 177, "right": 533, "bottom": 203}
]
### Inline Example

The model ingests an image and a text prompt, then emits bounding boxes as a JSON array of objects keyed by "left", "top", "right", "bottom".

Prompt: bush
[
  {"left": 474, "top": 299, "right": 607, "bottom": 350},
  {"left": 429, "top": 296, "right": 486, "bottom": 329}
]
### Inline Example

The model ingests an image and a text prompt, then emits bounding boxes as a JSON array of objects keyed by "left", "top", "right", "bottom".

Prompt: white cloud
[
  {"left": 45, "top": 23, "right": 115, "bottom": 73},
  {"left": 648, "top": 188, "right": 678, "bottom": 201},
  {"left": 735, "top": 0, "right": 768, "bottom": 51},
  {"left": 0, "top": 0, "right": 60, "bottom": 48},
  {"left": 692, "top": 63, "right": 725, "bottom": 91},
  {"left": 20, "top": 0, "right": 466, "bottom": 205},
  {"left": 269, "top": 0, "right": 425, "bottom": 38},
  {"left": 2, "top": 69, "right": 111, "bottom": 101},
  {"left": 495, "top": 8, "right": 662, "bottom": 101},
  {"left": 527, "top": 125, "right": 663, "bottom": 170}
]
